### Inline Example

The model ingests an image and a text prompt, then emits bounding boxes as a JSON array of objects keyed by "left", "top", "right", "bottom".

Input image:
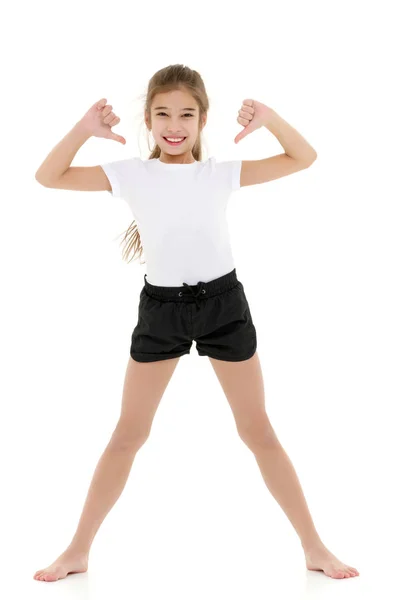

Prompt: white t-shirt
[{"left": 101, "top": 156, "right": 242, "bottom": 286}]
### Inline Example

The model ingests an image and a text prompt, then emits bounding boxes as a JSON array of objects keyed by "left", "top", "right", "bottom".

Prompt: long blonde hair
[{"left": 117, "top": 64, "right": 209, "bottom": 264}]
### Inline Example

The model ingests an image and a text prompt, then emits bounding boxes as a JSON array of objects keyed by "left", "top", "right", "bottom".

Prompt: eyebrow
[{"left": 153, "top": 106, "right": 197, "bottom": 111}]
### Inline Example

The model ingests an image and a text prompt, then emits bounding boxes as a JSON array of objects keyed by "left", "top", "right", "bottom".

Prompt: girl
[{"left": 34, "top": 64, "right": 359, "bottom": 582}]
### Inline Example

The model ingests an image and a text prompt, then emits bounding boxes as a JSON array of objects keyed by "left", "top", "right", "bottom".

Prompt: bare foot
[
  {"left": 33, "top": 549, "right": 88, "bottom": 582},
  {"left": 304, "top": 544, "right": 360, "bottom": 579}
]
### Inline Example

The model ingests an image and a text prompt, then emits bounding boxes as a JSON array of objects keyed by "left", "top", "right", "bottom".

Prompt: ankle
[
  {"left": 302, "top": 539, "right": 326, "bottom": 553},
  {"left": 66, "top": 542, "right": 90, "bottom": 557}
]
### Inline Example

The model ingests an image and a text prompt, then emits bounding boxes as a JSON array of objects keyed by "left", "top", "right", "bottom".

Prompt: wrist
[
  {"left": 73, "top": 120, "right": 93, "bottom": 140},
  {"left": 262, "top": 107, "right": 277, "bottom": 128}
]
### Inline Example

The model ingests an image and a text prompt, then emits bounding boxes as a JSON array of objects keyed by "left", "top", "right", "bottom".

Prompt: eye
[{"left": 156, "top": 112, "right": 194, "bottom": 117}]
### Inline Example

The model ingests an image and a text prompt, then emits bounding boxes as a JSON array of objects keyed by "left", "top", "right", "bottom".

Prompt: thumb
[
  {"left": 234, "top": 127, "right": 249, "bottom": 144},
  {"left": 234, "top": 121, "right": 258, "bottom": 144},
  {"left": 234, "top": 133, "right": 244, "bottom": 144},
  {"left": 110, "top": 133, "right": 126, "bottom": 145}
]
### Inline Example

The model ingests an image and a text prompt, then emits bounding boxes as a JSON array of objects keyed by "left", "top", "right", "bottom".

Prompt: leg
[
  {"left": 208, "top": 352, "right": 360, "bottom": 579},
  {"left": 34, "top": 355, "right": 181, "bottom": 583}
]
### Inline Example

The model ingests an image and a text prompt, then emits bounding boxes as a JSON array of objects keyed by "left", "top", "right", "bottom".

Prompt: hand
[
  {"left": 234, "top": 99, "right": 273, "bottom": 144},
  {"left": 77, "top": 98, "right": 126, "bottom": 145}
]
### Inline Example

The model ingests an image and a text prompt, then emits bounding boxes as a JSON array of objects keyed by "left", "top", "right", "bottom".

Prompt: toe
[{"left": 334, "top": 570, "right": 345, "bottom": 578}]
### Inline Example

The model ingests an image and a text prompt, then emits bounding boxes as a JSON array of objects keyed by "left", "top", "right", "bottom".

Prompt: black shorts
[{"left": 130, "top": 268, "right": 257, "bottom": 363}]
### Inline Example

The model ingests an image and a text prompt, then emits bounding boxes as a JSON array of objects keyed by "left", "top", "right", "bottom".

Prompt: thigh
[
  {"left": 114, "top": 354, "right": 181, "bottom": 442},
  {"left": 208, "top": 353, "right": 268, "bottom": 427},
  {"left": 208, "top": 353, "right": 277, "bottom": 444},
  {"left": 194, "top": 281, "right": 257, "bottom": 362}
]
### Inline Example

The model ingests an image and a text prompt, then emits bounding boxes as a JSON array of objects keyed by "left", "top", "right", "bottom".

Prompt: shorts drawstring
[{"left": 179, "top": 281, "right": 206, "bottom": 308}]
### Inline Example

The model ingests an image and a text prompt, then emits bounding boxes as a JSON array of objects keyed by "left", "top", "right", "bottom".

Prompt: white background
[{"left": 1, "top": 0, "right": 399, "bottom": 597}]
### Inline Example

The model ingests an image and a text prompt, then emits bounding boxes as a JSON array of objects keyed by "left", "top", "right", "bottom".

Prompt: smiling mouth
[{"left": 163, "top": 137, "right": 187, "bottom": 145}]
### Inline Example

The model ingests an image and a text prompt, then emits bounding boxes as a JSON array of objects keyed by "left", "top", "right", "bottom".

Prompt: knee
[
  {"left": 110, "top": 424, "right": 150, "bottom": 451},
  {"left": 237, "top": 418, "right": 279, "bottom": 449}
]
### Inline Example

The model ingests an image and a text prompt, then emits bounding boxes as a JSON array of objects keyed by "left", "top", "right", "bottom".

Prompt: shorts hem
[
  {"left": 197, "top": 344, "right": 257, "bottom": 362},
  {"left": 130, "top": 350, "right": 190, "bottom": 363}
]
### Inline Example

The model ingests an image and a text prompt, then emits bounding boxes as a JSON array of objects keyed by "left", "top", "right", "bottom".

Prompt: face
[{"left": 145, "top": 89, "right": 206, "bottom": 164}]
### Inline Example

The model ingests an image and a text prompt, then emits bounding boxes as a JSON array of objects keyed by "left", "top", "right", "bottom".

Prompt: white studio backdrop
[{"left": 1, "top": 0, "right": 399, "bottom": 598}]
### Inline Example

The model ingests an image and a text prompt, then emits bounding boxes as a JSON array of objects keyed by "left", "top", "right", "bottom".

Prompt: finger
[
  {"left": 239, "top": 109, "right": 252, "bottom": 119},
  {"left": 103, "top": 112, "right": 117, "bottom": 125},
  {"left": 240, "top": 107, "right": 254, "bottom": 117},
  {"left": 96, "top": 98, "right": 107, "bottom": 110},
  {"left": 108, "top": 116, "right": 121, "bottom": 127},
  {"left": 242, "top": 98, "right": 254, "bottom": 109},
  {"left": 102, "top": 105, "right": 113, "bottom": 117}
]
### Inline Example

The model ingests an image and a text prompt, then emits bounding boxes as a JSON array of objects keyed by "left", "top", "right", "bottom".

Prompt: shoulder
[
  {"left": 101, "top": 156, "right": 144, "bottom": 171},
  {"left": 211, "top": 157, "right": 242, "bottom": 191},
  {"left": 100, "top": 156, "right": 145, "bottom": 197}
]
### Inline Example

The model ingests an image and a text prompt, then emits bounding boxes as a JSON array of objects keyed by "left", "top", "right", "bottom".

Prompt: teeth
[{"left": 165, "top": 137, "right": 184, "bottom": 142}]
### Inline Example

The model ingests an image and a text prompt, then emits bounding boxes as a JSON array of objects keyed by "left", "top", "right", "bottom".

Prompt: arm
[
  {"left": 263, "top": 108, "right": 317, "bottom": 163},
  {"left": 236, "top": 102, "right": 317, "bottom": 187},
  {"left": 35, "top": 99, "right": 125, "bottom": 190},
  {"left": 35, "top": 122, "right": 92, "bottom": 186}
]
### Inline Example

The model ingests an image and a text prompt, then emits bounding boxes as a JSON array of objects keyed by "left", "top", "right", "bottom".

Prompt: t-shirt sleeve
[
  {"left": 215, "top": 159, "right": 242, "bottom": 193},
  {"left": 231, "top": 160, "right": 242, "bottom": 191},
  {"left": 100, "top": 157, "right": 141, "bottom": 199}
]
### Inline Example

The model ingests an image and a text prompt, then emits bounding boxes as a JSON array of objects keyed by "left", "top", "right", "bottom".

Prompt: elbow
[
  {"left": 289, "top": 152, "right": 317, "bottom": 167},
  {"left": 309, "top": 151, "right": 318, "bottom": 163},
  {"left": 35, "top": 172, "right": 50, "bottom": 187},
  {"left": 302, "top": 152, "right": 317, "bottom": 167}
]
